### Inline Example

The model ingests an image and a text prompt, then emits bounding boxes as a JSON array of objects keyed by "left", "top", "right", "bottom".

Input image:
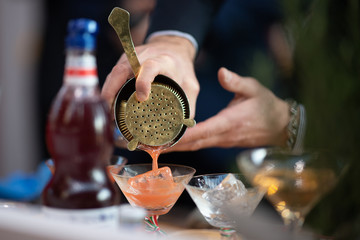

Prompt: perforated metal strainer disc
[{"left": 114, "top": 75, "right": 195, "bottom": 151}]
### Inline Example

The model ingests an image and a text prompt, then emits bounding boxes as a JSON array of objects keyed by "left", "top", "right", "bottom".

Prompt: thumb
[{"left": 217, "top": 67, "right": 258, "bottom": 97}]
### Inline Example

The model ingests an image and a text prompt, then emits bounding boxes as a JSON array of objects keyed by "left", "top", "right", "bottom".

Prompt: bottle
[{"left": 42, "top": 18, "right": 120, "bottom": 226}]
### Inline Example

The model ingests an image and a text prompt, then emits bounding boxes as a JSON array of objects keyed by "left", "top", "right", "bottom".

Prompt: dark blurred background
[{"left": 0, "top": 0, "right": 359, "bottom": 238}]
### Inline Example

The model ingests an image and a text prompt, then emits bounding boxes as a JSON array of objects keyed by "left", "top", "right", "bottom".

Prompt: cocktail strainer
[
  {"left": 108, "top": 7, "right": 196, "bottom": 151},
  {"left": 114, "top": 76, "right": 195, "bottom": 151}
]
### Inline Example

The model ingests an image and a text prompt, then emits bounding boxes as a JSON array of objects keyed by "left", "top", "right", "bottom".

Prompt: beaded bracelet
[{"left": 286, "top": 99, "right": 299, "bottom": 150}]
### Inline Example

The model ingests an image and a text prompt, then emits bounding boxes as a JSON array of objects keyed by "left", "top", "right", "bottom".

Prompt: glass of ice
[
  {"left": 109, "top": 163, "right": 195, "bottom": 235},
  {"left": 184, "top": 173, "right": 265, "bottom": 240}
]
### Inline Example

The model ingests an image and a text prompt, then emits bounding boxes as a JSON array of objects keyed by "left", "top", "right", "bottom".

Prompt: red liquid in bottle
[
  {"left": 41, "top": 20, "right": 120, "bottom": 226},
  {"left": 42, "top": 85, "right": 120, "bottom": 209}
]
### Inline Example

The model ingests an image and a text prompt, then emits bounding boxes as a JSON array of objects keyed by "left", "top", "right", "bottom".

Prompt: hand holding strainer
[{"left": 108, "top": 7, "right": 196, "bottom": 151}]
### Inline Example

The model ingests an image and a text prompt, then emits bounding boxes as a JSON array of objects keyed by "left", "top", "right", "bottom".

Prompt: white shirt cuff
[{"left": 146, "top": 30, "right": 198, "bottom": 53}]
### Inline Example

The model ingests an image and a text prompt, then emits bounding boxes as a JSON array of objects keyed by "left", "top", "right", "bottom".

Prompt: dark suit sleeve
[{"left": 146, "top": 0, "right": 222, "bottom": 48}]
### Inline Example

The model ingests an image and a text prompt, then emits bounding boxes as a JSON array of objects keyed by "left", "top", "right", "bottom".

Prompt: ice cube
[
  {"left": 203, "top": 174, "right": 247, "bottom": 207},
  {"left": 128, "top": 167, "right": 175, "bottom": 193},
  {"left": 226, "top": 188, "right": 264, "bottom": 216}
]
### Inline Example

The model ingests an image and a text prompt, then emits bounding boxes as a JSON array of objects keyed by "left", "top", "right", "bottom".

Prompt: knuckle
[
  {"left": 112, "top": 64, "right": 127, "bottom": 74},
  {"left": 142, "top": 58, "right": 160, "bottom": 69},
  {"left": 160, "top": 54, "right": 174, "bottom": 64},
  {"left": 183, "top": 77, "right": 200, "bottom": 94},
  {"left": 189, "top": 142, "right": 201, "bottom": 151}
]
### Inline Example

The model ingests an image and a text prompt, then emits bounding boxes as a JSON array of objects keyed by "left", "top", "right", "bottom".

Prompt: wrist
[{"left": 146, "top": 34, "right": 197, "bottom": 62}]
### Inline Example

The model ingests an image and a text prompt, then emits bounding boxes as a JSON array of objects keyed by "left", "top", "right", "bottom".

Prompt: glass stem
[
  {"left": 284, "top": 214, "right": 305, "bottom": 233},
  {"left": 220, "top": 228, "right": 239, "bottom": 240},
  {"left": 144, "top": 215, "right": 166, "bottom": 235},
  {"left": 290, "top": 217, "right": 304, "bottom": 233}
]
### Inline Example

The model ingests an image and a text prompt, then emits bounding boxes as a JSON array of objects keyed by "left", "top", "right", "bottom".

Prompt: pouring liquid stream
[
  {"left": 139, "top": 143, "right": 173, "bottom": 170},
  {"left": 148, "top": 149, "right": 161, "bottom": 170}
]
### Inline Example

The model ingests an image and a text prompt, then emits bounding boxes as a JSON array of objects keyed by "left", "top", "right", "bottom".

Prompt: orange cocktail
[
  {"left": 110, "top": 163, "right": 195, "bottom": 216},
  {"left": 111, "top": 148, "right": 195, "bottom": 216},
  {"left": 122, "top": 166, "right": 183, "bottom": 215}
]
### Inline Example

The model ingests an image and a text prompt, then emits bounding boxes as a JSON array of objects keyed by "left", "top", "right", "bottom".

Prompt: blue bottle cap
[{"left": 65, "top": 18, "right": 99, "bottom": 50}]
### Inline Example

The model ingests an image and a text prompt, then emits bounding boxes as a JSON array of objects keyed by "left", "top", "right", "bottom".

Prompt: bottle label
[
  {"left": 42, "top": 206, "right": 119, "bottom": 228},
  {"left": 64, "top": 55, "right": 98, "bottom": 86}
]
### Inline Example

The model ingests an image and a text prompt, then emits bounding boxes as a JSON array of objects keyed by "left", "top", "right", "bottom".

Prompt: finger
[
  {"left": 187, "top": 92, "right": 197, "bottom": 119},
  {"left": 169, "top": 129, "right": 232, "bottom": 151},
  {"left": 101, "top": 63, "right": 133, "bottom": 107},
  {"left": 173, "top": 112, "right": 232, "bottom": 148},
  {"left": 135, "top": 58, "right": 164, "bottom": 102},
  {"left": 181, "top": 74, "right": 199, "bottom": 119},
  {"left": 218, "top": 67, "right": 259, "bottom": 97},
  {"left": 169, "top": 137, "right": 220, "bottom": 151}
]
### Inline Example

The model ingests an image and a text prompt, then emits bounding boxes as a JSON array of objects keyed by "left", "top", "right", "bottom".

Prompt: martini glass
[
  {"left": 183, "top": 173, "right": 265, "bottom": 240},
  {"left": 109, "top": 163, "right": 195, "bottom": 235},
  {"left": 237, "top": 148, "right": 348, "bottom": 234}
]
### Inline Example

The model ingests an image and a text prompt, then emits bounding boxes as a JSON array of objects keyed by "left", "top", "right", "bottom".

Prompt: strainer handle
[{"left": 108, "top": 7, "right": 141, "bottom": 76}]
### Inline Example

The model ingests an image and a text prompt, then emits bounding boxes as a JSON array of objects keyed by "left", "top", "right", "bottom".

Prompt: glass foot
[
  {"left": 220, "top": 228, "right": 241, "bottom": 240},
  {"left": 144, "top": 215, "right": 166, "bottom": 236}
]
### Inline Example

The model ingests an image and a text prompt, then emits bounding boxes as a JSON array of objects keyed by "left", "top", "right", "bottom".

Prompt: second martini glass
[
  {"left": 237, "top": 147, "right": 348, "bottom": 234},
  {"left": 109, "top": 163, "right": 195, "bottom": 235}
]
